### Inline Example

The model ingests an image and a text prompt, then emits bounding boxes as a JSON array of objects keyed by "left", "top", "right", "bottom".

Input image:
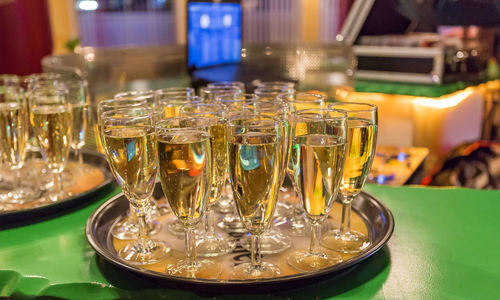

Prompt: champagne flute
[
  {"left": 179, "top": 104, "right": 236, "bottom": 257},
  {"left": 198, "top": 94, "right": 258, "bottom": 234},
  {"left": 66, "top": 79, "right": 89, "bottom": 164},
  {"left": 155, "top": 95, "right": 202, "bottom": 236},
  {"left": 156, "top": 118, "right": 221, "bottom": 278},
  {"left": 287, "top": 108, "right": 347, "bottom": 272},
  {"left": 29, "top": 82, "right": 72, "bottom": 201},
  {"left": 277, "top": 92, "right": 326, "bottom": 236},
  {"left": 0, "top": 82, "right": 39, "bottom": 203},
  {"left": 97, "top": 98, "right": 160, "bottom": 240},
  {"left": 228, "top": 117, "right": 282, "bottom": 279},
  {"left": 235, "top": 103, "right": 293, "bottom": 254},
  {"left": 100, "top": 106, "right": 171, "bottom": 264},
  {"left": 322, "top": 102, "right": 378, "bottom": 253}
]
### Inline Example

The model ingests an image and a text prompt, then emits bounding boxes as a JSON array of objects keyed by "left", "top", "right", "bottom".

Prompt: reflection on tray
[
  {"left": 0, "top": 159, "right": 106, "bottom": 212},
  {"left": 111, "top": 195, "right": 369, "bottom": 280}
]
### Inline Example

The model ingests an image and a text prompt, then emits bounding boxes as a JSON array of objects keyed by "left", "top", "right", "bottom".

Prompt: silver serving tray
[{"left": 86, "top": 187, "right": 394, "bottom": 293}]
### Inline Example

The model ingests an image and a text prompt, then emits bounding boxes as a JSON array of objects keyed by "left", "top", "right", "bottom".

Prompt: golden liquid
[
  {"left": 208, "top": 122, "right": 228, "bottom": 205},
  {"left": 157, "top": 131, "right": 211, "bottom": 227},
  {"left": 0, "top": 103, "right": 28, "bottom": 168},
  {"left": 295, "top": 134, "right": 345, "bottom": 221},
  {"left": 103, "top": 127, "right": 157, "bottom": 204},
  {"left": 31, "top": 105, "right": 72, "bottom": 172},
  {"left": 341, "top": 118, "right": 376, "bottom": 197},
  {"left": 71, "top": 103, "right": 88, "bottom": 149},
  {"left": 228, "top": 132, "right": 280, "bottom": 234}
]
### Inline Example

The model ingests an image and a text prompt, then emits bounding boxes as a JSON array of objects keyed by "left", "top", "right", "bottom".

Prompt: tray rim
[
  {"left": 0, "top": 149, "right": 114, "bottom": 220},
  {"left": 85, "top": 190, "right": 395, "bottom": 288}
]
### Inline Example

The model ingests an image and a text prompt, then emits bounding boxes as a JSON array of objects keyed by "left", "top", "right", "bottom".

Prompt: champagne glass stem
[
  {"left": 309, "top": 222, "right": 321, "bottom": 255},
  {"left": 77, "top": 148, "right": 83, "bottom": 164},
  {"left": 339, "top": 195, "right": 353, "bottom": 235},
  {"left": 185, "top": 226, "right": 197, "bottom": 268},
  {"left": 205, "top": 207, "right": 216, "bottom": 237},
  {"left": 250, "top": 234, "right": 262, "bottom": 269},
  {"left": 136, "top": 206, "right": 149, "bottom": 243},
  {"left": 13, "top": 168, "right": 21, "bottom": 191},
  {"left": 53, "top": 172, "right": 63, "bottom": 200}
]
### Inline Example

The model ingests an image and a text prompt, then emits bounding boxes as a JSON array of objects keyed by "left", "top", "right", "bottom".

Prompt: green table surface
[{"left": 0, "top": 184, "right": 499, "bottom": 299}]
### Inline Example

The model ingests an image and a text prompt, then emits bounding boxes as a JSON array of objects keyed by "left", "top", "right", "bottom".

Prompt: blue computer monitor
[{"left": 187, "top": 1, "right": 242, "bottom": 70}]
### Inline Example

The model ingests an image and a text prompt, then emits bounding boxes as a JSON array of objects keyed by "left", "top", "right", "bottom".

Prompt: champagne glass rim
[
  {"left": 114, "top": 90, "right": 155, "bottom": 102},
  {"left": 328, "top": 102, "right": 377, "bottom": 112},
  {"left": 201, "top": 85, "right": 241, "bottom": 92},
  {"left": 294, "top": 107, "right": 347, "bottom": 121},
  {"left": 155, "top": 87, "right": 195, "bottom": 94},
  {"left": 99, "top": 97, "right": 147, "bottom": 104},
  {"left": 254, "top": 86, "right": 295, "bottom": 93},
  {"left": 276, "top": 92, "right": 325, "bottom": 104},
  {"left": 228, "top": 114, "right": 279, "bottom": 129},
  {"left": 179, "top": 102, "right": 224, "bottom": 115},
  {"left": 156, "top": 117, "right": 212, "bottom": 135},
  {"left": 100, "top": 107, "right": 154, "bottom": 120},
  {"left": 158, "top": 95, "right": 200, "bottom": 104},
  {"left": 216, "top": 93, "right": 256, "bottom": 100}
]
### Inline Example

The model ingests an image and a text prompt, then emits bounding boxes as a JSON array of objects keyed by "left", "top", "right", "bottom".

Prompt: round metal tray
[
  {"left": 0, "top": 150, "right": 114, "bottom": 227},
  {"left": 86, "top": 187, "right": 394, "bottom": 293}
]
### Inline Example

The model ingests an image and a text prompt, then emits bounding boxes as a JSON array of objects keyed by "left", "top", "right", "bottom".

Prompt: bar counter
[{"left": 0, "top": 184, "right": 498, "bottom": 299}]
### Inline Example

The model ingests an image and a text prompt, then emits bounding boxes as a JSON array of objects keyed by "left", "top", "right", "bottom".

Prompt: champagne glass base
[
  {"left": 287, "top": 249, "right": 342, "bottom": 272},
  {"left": 274, "top": 201, "right": 293, "bottom": 217},
  {"left": 230, "top": 262, "right": 281, "bottom": 279},
  {"left": 167, "top": 259, "right": 221, "bottom": 279},
  {"left": 240, "top": 229, "right": 291, "bottom": 254},
  {"left": 118, "top": 239, "right": 172, "bottom": 265},
  {"left": 321, "top": 229, "right": 370, "bottom": 253},
  {"left": 6, "top": 188, "right": 41, "bottom": 204},
  {"left": 112, "top": 217, "right": 161, "bottom": 240},
  {"left": 217, "top": 212, "right": 247, "bottom": 233},
  {"left": 167, "top": 219, "right": 185, "bottom": 237},
  {"left": 196, "top": 233, "right": 236, "bottom": 257}
]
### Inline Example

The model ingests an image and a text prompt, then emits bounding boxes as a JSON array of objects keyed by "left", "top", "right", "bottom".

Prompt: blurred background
[{"left": 2, "top": 0, "right": 500, "bottom": 189}]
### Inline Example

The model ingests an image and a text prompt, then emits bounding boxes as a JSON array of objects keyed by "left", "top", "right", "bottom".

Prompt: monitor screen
[{"left": 187, "top": 1, "right": 242, "bottom": 69}]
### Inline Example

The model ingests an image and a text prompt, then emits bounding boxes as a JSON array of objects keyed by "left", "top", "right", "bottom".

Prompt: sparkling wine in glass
[
  {"left": 156, "top": 118, "right": 220, "bottom": 279},
  {"left": 180, "top": 104, "right": 236, "bottom": 257},
  {"left": 287, "top": 108, "right": 347, "bottom": 272},
  {"left": 101, "top": 107, "right": 171, "bottom": 265},
  {"left": 234, "top": 104, "right": 293, "bottom": 254},
  {"left": 0, "top": 83, "right": 39, "bottom": 203},
  {"left": 66, "top": 79, "right": 89, "bottom": 164},
  {"left": 29, "top": 82, "right": 73, "bottom": 201},
  {"left": 97, "top": 98, "right": 159, "bottom": 240},
  {"left": 277, "top": 92, "right": 326, "bottom": 236},
  {"left": 322, "top": 102, "right": 378, "bottom": 253},
  {"left": 228, "top": 117, "right": 282, "bottom": 279}
]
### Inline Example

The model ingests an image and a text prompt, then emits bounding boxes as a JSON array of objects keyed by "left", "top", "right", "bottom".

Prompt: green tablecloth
[{"left": 0, "top": 184, "right": 499, "bottom": 299}]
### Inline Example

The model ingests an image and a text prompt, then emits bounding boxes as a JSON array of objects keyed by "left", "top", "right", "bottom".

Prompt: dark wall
[{"left": 0, "top": 0, "right": 53, "bottom": 75}]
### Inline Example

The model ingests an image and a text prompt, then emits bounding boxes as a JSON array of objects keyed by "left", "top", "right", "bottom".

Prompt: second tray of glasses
[{"left": 0, "top": 150, "right": 114, "bottom": 226}]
